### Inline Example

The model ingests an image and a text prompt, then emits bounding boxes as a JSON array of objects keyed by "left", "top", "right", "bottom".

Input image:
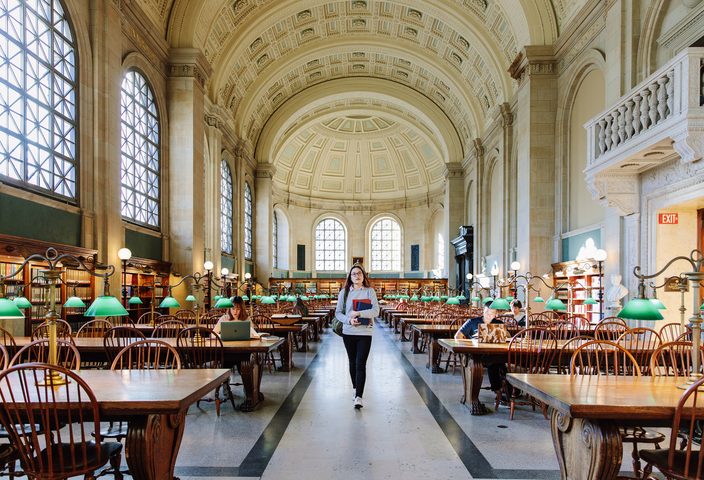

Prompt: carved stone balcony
[{"left": 584, "top": 48, "right": 704, "bottom": 215}]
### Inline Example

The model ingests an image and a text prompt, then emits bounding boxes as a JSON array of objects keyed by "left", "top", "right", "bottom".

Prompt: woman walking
[{"left": 335, "top": 264, "right": 379, "bottom": 409}]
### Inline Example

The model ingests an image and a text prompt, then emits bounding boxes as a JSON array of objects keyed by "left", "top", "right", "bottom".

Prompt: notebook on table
[{"left": 220, "top": 320, "right": 251, "bottom": 341}]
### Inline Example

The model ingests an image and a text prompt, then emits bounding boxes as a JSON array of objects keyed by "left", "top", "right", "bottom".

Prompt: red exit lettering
[{"left": 658, "top": 213, "right": 679, "bottom": 224}]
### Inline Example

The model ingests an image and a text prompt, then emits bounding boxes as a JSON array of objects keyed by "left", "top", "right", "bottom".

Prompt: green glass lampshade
[
  {"left": 482, "top": 297, "right": 494, "bottom": 305},
  {"left": 214, "top": 295, "right": 222, "bottom": 302},
  {"left": 128, "top": 296, "right": 143, "bottom": 305},
  {"left": 214, "top": 297, "right": 234, "bottom": 308},
  {"left": 261, "top": 296, "right": 276, "bottom": 305},
  {"left": 700, "top": 301, "right": 703, "bottom": 310},
  {"left": 431, "top": 296, "right": 441, "bottom": 302},
  {"left": 545, "top": 297, "right": 567, "bottom": 311},
  {"left": 584, "top": 297, "right": 598, "bottom": 305},
  {"left": 287, "top": 295, "right": 296, "bottom": 302},
  {"left": 400, "top": 294, "right": 410, "bottom": 300},
  {"left": 489, "top": 298, "right": 511, "bottom": 310},
  {"left": 0, "top": 298, "right": 24, "bottom": 318},
  {"left": 158, "top": 296, "right": 181, "bottom": 309},
  {"left": 242, "top": 295, "right": 249, "bottom": 301},
  {"left": 533, "top": 296, "right": 545, "bottom": 303},
  {"left": 185, "top": 294, "right": 197, "bottom": 302},
  {"left": 300, "top": 295, "right": 309, "bottom": 301},
  {"left": 617, "top": 298, "right": 664, "bottom": 321},
  {"left": 85, "top": 296, "right": 129, "bottom": 317},
  {"left": 440, "top": 295, "right": 449, "bottom": 301},
  {"left": 13, "top": 296, "right": 32, "bottom": 309},
  {"left": 63, "top": 296, "right": 86, "bottom": 308},
  {"left": 420, "top": 295, "right": 430, "bottom": 302},
  {"left": 383, "top": 294, "right": 389, "bottom": 300},
  {"left": 471, "top": 296, "right": 481, "bottom": 302},
  {"left": 457, "top": 294, "right": 466, "bottom": 301},
  {"left": 505, "top": 296, "right": 514, "bottom": 302},
  {"left": 446, "top": 297, "right": 460, "bottom": 305},
  {"left": 650, "top": 298, "right": 666, "bottom": 310},
  {"left": 410, "top": 295, "right": 419, "bottom": 301},
  {"left": 252, "top": 295, "right": 261, "bottom": 301}
]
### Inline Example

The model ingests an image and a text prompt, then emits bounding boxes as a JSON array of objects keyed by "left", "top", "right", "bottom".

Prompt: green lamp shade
[
  {"left": 400, "top": 294, "right": 410, "bottom": 300},
  {"left": 185, "top": 294, "right": 197, "bottom": 302},
  {"left": 440, "top": 295, "right": 449, "bottom": 301},
  {"left": 650, "top": 298, "right": 666, "bottom": 310},
  {"left": 482, "top": 297, "right": 494, "bottom": 305},
  {"left": 489, "top": 298, "right": 511, "bottom": 310},
  {"left": 545, "top": 297, "right": 567, "bottom": 311},
  {"left": 128, "top": 296, "right": 143, "bottom": 305},
  {"left": 471, "top": 296, "right": 481, "bottom": 302},
  {"left": 700, "top": 301, "right": 703, "bottom": 310},
  {"left": 214, "top": 297, "right": 234, "bottom": 308},
  {"left": 617, "top": 298, "right": 664, "bottom": 321},
  {"left": 505, "top": 296, "right": 514, "bottom": 302},
  {"left": 457, "top": 294, "right": 466, "bottom": 301},
  {"left": 252, "top": 295, "right": 261, "bottom": 301},
  {"left": 0, "top": 298, "right": 24, "bottom": 317},
  {"left": 242, "top": 295, "right": 249, "bottom": 301},
  {"left": 13, "top": 296, "right": 32, "bottom": 309},
  {"left": 300, "top": 295, "right": 309, "bottom": 301},
  {"left": 533, "top": 296, "right": 545, "bottom": 303},
  {"left": 158, "top": 296, "right": 181, "bottom": 309},
  {"left": 431, "top": 296, "right": 440, "bottom": 302},
  {"left": 410, "top": 295, "right": 419, "bottom": 301},
  {"left": 63, "top": 296, "right": 86, "bottom": 308},
  {"left": 214, "top": 295, "right": 222, "bottom": 302},
  {"left": 584, "top": 297, "right": 598, "bottom": 305},
  {"left": 85, "top": 296, "right": 129, "bottom": 317},
  {"left": 446, "top": 297, "right": 460, "bottom": 305},
  {"left": 287, "top": 295, "right": 296, "bottom": 302},
  {"left": 261, "top": 296, "right": 276, "bottom": 305}
]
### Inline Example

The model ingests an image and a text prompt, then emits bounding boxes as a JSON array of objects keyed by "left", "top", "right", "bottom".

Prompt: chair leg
[
  {"left": 224, "top": 381, "right": 237, "bottom": 411},
  {"left": 509, "top": 398, "right": 515, "bottom": 420},
  {"left": 215, "top": 384, "right": 222, "bottom": 417}
]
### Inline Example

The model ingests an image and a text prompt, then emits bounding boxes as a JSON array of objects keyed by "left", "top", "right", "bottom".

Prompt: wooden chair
[
  {"left": 659, "top": 322, "right": 690, "bottom": 344},
  {"left": 31, "top": 319, "right": 73, "bottom": 342},
  {"left": 547, "top": 320, "right": 578, "bottom": 340},
  {"left": 616, "top": 327, "right": 661, "bottom": 375},
  {"left": 103, "top": 326, "right": 146, "bottom": 364},
  {"left": 76, "top": 318, "right": 114, "bottom": 338},
  {"left": 175, "top": 309, "right": 196, "bottom": 324},
  {"left": 499, "top": 328, "right": 557, "bottom": 420},
  {"left": 106, "top": 315, "right": 135, "bottom": 327},
  {"left": 649, "top": 341, "right": 702, "bottom": 380},
  {"left": 136, "top": 311, "right": 162, "bottom": 325},
  {"left": 110, "top": 339, "right": 182, "bottom": 370},
  {"left": 555, "top": 335, "right": 594, "bottom": 375},
  {"left": 594, "top": 319, "right": 628, "bottom": 341},
  {"left": 640, "top": 375, "right": 704, "bottom": 479},
  {"left": 0, "top": 344, "right": 7, "bottom": 371},
  {"left": 0, "top": 364, "right": 122, "bottom": 479},
  {"left": 565, "top": 314, "right": 591, "bottom": 330},
  {"left": 151, "top": 319, "right": 186, "bottom": 338},
  {"left": 0, "top": 326, "right": 16, "bottom": 349},
  {"left": 177, "top": 326, "right": 236, "bottom": 416},
  {"left": 10, "top": 339, "right": 80, "bottom": 370}
]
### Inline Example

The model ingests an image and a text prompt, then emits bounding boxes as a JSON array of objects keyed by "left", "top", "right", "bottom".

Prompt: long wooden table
[
  {"left": 507, "top": 374, "right": 686, "bottom": 480},
  {"left": 0, "top": 368, "right": 229, "bottom": 480},
  {"left": 409, "top": 324, "right": 456, "bottom": 372},
  {"left": 14, "top": 336, "right": 284, "bottom": 411}
]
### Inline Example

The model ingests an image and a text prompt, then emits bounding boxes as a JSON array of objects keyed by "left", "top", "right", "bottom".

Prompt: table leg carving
[
  {"left": 125, "top": 412, "right": 185, "bottom": 480},
  {"left": 460, "top": 353, "right": 488, "bottom": 415},
  {"left": 412, "top": 329, "right": 421, "bottom": 353},
  {"left": 550, "top": 409, "right": 622, "bottom": 480},
  {"left": 400, "top": 322, "right": 410, "bottom": 341},
  {"left": 277, "top": 333, "right": 292, "bottom": 372},
  {"left": 238, "top": 352, "right": 265, "bottom": 412}
]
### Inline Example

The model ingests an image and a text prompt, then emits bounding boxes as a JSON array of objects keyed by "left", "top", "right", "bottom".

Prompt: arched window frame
[
  {"left": 272, "top": 210, "right": 278, "bottom": 269},
  {"left": 220, "top": 160, "right": 233, "bottom": 254},
  {"left": 244, "top": 181, "right": 253, "bottom": 261},
  {"left": 0, "top": 0, "right": 79, "bottom": 201},
  {"left": 120, "top": 69, "right": 160, "bottom": 228},
  {"left": 315, "top": 218, "right": 346, "bottom": 272},
  {"left": 369, "top": 217, "right": 402, "bottom": 272}
]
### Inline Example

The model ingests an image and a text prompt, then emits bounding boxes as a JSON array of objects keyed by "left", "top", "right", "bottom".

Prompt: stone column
[
  {"left": 444, "top": 162, "right": 465, "bottom": 291},
  {"left": 203, "top": 113, "right": 223, "bottom": 271},
  {"left": 510, "top": 46, "right": 558, "bottom": 276},
  {"left": 255, "top": 164, "right": 275, "bottom": 288},
  {"left": 500, "top": 103, "right": 516, "bottom": 268},
  {"left": 89, "top": 0, "right": 123, "bottom": 292},
  {"left": 167, "top": 49, "right": 212, "bottom": 275},
  {"left": 473, "top": 139, "right": 486, "bottom": 273}
]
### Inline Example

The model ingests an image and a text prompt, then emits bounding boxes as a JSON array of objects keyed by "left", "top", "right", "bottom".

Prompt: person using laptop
[
  {"left": 213, "top": 296, "right": 261, "bottom": 339},
  {"left": 335, "top": 264, "right": 379, "bottom": 409}
]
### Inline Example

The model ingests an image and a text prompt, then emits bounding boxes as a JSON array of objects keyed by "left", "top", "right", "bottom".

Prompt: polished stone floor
[{"left": 143, "top": 323, "right": 645, "bottom": 479}]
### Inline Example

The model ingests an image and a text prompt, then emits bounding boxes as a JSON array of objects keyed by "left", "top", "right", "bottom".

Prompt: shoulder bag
[{"left": 332, "top": 288, "right": 349, "bottom": 337}]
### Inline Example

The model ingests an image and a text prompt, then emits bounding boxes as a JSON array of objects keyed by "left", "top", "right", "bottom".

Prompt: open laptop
[{"left": 220, "top": 320, "right": 252, "bottom": 341}]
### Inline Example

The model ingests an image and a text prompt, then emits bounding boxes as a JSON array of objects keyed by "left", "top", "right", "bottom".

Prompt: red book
[{"left": 353, "top": 299, "right": 373, "bottom": 311}]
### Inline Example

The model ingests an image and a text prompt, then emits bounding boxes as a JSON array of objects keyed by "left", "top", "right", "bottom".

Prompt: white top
[{"left": 334, "top": 286, "right": 380, "bottom": 336}]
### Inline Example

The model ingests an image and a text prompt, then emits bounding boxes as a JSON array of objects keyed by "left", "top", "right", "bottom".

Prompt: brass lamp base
[
  {"left": 190, "top": 332, "right": 205, "bottom": 345},
  {"left": 37, "top": 370, "right": 70, "bottom": 387}
]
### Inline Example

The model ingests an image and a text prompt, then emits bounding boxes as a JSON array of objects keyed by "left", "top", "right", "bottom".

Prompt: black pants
[
  {"left": 487, "top": 363, "right": 507, "bottom": 392},
  {"left": 342, "top": 334, "right": 372, "bottom": 398}
]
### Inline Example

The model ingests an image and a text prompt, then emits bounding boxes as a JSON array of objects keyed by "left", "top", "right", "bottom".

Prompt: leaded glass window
[
  {"left": 120, "top": 70, "right": 160, "bottom": 228},
  {"left": 244, "top": 182, "right": 252, "bottom": 260},
  {"left": 0, "top": 0, "right": 78, "bottom": 200},
  {"left": 370, "top": 218, "right": 401, "bottom": 271},
  {"left": 315, "top": 218, "right": 345, "bottom": 271},
  {"left": 220, "top": 160, "right": 233, "bottom": 254},
  {"left": 272, "top": 211, "right": 278, "bottom": 269}
]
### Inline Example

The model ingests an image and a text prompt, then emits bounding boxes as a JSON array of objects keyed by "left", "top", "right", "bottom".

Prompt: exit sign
[{"left": 658, "top": 213, "right": 679, "bottom": 224}]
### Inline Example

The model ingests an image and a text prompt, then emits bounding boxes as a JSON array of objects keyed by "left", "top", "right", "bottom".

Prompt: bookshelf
[
  {"left": 123, "top": 256, "right": 171, "bottom": 321},
  {"left": 552, "top": 260, "right": 603, "bottom": 324},
  {"left": 269, "top": 277, "right": 446, "bottom": 298}
]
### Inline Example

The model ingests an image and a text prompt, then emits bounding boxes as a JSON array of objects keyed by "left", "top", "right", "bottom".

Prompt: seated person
[
  {"left": 291, "top": 297, "right": 309, "bottom": 317},
  {"left": 511, "top": 300, "right": 526, "bottom": 327},
  {"left": 213, "top": 296, "right": 262, "bottom": 339}
]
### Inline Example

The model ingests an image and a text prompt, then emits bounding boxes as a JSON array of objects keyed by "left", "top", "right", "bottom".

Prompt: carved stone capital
[
  {"left": 586, "top": 172, "right": 640, "bottom": 215},
  {"left": 255, "top": 163, "right": 276, "bottom": 179},
  {"left": 672, "top": 122, "right": 704, "bottom": 163},
  {"left": 168, "top": 48, "right": 213, "bottom": 88},
  {"left": 473, "top": 138, "right": 485, "bottom": 159},
  {"left": 500, "top": 103, "right": 513, "bottom": 128},
  {"left": 508, "top": 46, "right": 556, "bottom": 85},
  {"left": 444, "top": 162, "right": 464, "bottom": 179}
]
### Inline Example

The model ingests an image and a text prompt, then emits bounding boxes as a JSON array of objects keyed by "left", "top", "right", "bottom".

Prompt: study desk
[
  {"left": 0, "top": 368, "right": 229, "bottom": 480},
  {"left": 507, "top": 374, "right": 686, "bottom": 480},
  {"left": 409, "top": 324, "right": 456, "bottom": 372}
]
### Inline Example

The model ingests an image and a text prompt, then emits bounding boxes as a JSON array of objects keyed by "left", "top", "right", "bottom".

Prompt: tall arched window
[
  {"left": 0, "top": 0, "right": 78, "bottom": 200},
  {"left": 244, "top": 182, "right": 253, "bottom": 260},
  {"left": 120, "top": 70, "right": 160, "bottom": 228},
  {"left": 220, "top": 160, "right": 233, "bottom": 254},
  {"left": 272, "top": 211, "right": 278, "bottom": 269},
  {"left": 315, "top": 218, "right": 346, "bottom": 271},
  {"left": 370, "top": 217, "right": 401, "bottom": 271}
]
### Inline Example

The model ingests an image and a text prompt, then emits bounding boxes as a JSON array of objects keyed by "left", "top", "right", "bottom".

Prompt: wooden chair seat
[
  {"left": 639, "top": 448, "right": 700, "bottom": 480},
  {"left": 36, "top": 441, "right": 122, "bottom": 476}
]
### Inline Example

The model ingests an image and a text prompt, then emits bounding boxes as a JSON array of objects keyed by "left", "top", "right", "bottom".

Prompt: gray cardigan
[{"left": 334, "top": 286, "right": 380, "bottom": 336}]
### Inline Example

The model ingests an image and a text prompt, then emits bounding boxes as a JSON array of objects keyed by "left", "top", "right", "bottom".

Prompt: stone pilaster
[
  {"left": 444, "top": 162, "right": 464, "bottom": 290},
  {"left": 203, "top": 110, "right": 223, "bottom": 271},
  {"left": 167, "top": 48, "right": 212, "bottom": 275},
  {"left": 255, "top": 164, "right": 275, "bottom": 288},
  {"left": 473, "top": 138, "right": 486, "bottom": 272}
]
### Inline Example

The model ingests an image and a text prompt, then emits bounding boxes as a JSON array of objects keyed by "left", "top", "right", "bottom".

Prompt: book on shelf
[{"left": 0, "top": 262, "right": 21, "bottom": 278}]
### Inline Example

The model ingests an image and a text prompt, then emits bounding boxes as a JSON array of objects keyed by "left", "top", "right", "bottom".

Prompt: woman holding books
[{"left": 334, "top": 264, "right": 379, "bottom": 409}]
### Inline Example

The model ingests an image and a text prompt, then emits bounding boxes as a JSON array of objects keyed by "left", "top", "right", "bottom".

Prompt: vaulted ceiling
[{"left": 133, "top": 0, "right": 586, "bottom": 204}]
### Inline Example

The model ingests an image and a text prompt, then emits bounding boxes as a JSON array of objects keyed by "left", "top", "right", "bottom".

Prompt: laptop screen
[{"left": 220, "top": 320, "right": 251, "bottom": 341}]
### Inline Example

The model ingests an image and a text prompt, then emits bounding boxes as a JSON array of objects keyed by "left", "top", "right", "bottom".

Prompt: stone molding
[
  {"left": 168, "top": 48, "right": 213, "bottom": 88},
  {"left": 671, "top": 121, "right": 704, "bottom": 163},
  {"left": 586, "top": 172, "right": 640, "bottom": 216},
  {"left": 444, "top": 162, "right": 464, "bottom": 179},
  {"left": 509, "top": 46, "right": 556, "bottom": 86},
  {"left": 255, "top": 164, "right": 276, "bottom": 179}
]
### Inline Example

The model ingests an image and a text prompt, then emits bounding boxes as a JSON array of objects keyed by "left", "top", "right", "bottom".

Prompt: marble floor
[{"left": 132, "top": 323, "right": 654, "bottom": 479}]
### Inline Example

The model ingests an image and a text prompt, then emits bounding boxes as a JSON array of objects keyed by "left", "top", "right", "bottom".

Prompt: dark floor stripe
[{"left": 378, "top": 325, "right": 562, "bottom": 480}]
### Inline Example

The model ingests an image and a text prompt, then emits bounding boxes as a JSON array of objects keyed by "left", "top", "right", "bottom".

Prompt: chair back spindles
[
  {"left": 137, "top": 311, "right": 162, "bottom": 325},
  {"left": 151, "top": 319, "right": 186, "bottom": 338},
  {"left": 0, "top": 326, "right": 16, "bottom": 349},
  {"left": 176, "top": 327, "right": 224, "bottom": 368},
  {"left": 31, "top": 319, "right": 72, "bottom": 342},
  {"left": 0, "top": 344, "right": 7, "bottom": 371},
  {"left": 103, "top": 326, "right": 146, "bottom": 363},
  {"left": 556, "top": 335, "right": 594, "bottom": 374},
  {"left": 649, "top": 341, "right": 702, "bottom": 379},
  {"left": 659, "top": 322, "right": 691, "bottom": 344},
  {"left": 570, "top": 340, "right": 641, "bottom": 376},
  {"left": 110, "top": 339, "right": 181, "bottom": 370},
  {"left": 76, "top": 319, "right": 113, "bottom": 338},
  {"left": 594, "top": 319, "right": 628, "bottom": 341},
  {"left": 10, "top": 339, "right": 81, "bottom": 370},
  {"left": 616, "top": 327, "right": 661, "bottom": 375},
  {"left": 507, "top": 328, "right": 557, "bottom": 375}
]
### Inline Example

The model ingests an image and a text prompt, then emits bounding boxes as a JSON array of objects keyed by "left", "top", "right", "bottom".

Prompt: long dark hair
[
  {"left": 229, "top": 296, "right": 248, "bottom": 320},
  {"left": 343, "top": 264, "right": 370, "bottom": 295}
]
